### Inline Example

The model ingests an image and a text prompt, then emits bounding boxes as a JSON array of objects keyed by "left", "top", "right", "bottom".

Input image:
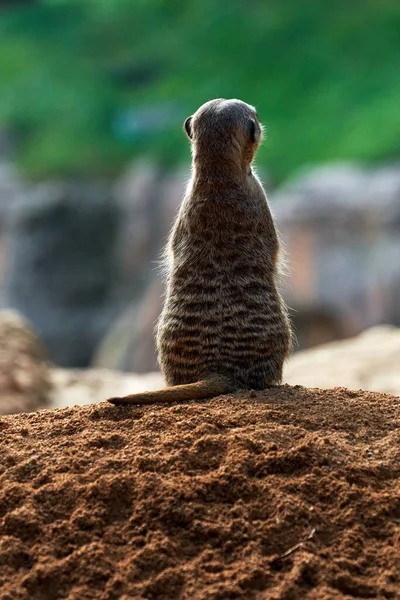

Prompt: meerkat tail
[{"left": 107, "top": 375, "right": 234, "bottom": 406}]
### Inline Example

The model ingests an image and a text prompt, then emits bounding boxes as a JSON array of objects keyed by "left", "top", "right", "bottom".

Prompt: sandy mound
[{"left": 1, "top": 386, "right": 399, "bottom": 599}]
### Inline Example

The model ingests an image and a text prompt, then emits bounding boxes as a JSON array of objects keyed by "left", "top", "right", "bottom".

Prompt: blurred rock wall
[
  {"left": 1, "top": 180, "right": 121, "bottom": 367},
  {"left": 0, "top": 160, "right": 399, "bottom": 372},
  {"left": 272, "top": 164, "right": 400, "bottom": 348},
  {"left": 100, "top": 162, "right": 400, "bottom": 372}
]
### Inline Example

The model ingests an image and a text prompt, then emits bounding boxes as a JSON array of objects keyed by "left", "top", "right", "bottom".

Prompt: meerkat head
[{"left": 183, "top": 99, "right": 264, "bottom": 167}]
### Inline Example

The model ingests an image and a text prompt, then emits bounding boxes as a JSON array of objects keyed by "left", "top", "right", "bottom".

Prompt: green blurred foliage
[{"left": 0, "top": 0, "right": 400, "bottom": 180}]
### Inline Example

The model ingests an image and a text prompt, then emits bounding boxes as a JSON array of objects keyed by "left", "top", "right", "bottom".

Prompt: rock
[
  {"left": 270, "top": 163, "right": 400, "bottom": 348},
  {"left": 50, "top": 367, "right": 163, "bottom": 409},
  {"left": 95, "top": 163, "right": 188, "bottom": 373},
  {"left": 0, "top": 310, "right": 51, "bottom": 414},
  {"left": 92, "top": 277, "right": 163, "bottom": 373},
  {"left": 0, "top": 161, "right": 25, "bottom": 226},
  {"left": 2, "top": 181, "right": 120, "bottom": 367},
  {"left": 284, "top": 324, "right": 400, "bottom": 396},
  {"left": 0, "top": 163, "right": 26, "bottom": 302},
  {"left": 113, "top": 161, "right": 187, "bottom": 293},
  {"left": 113, "top": 159, "right": 162, "bottom": 297},
  {"left": 272, "top": 163, "right": 400, "bottom": 226}
]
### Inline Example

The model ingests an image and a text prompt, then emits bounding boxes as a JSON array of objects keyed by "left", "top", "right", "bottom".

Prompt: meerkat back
[{"left": 108, "top": 99, "right": 291, "bottom": 406}]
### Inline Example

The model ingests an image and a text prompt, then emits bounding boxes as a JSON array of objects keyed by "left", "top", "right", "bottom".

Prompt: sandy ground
[{"left": 1, "top": 385, "right": 399, "bottom": 599}]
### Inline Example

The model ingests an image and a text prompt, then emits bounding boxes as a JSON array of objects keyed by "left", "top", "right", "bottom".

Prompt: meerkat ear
[
  {"left": 249, "top": 119, "right": 257, "bottom": 143},
  {"left": 183, "top": 116, "right": 193, "bottom": 139}
]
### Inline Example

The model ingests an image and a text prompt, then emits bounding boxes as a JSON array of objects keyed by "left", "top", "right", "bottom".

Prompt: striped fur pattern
[
  {"left": 108, "top": 98, "right": 292, "bottom": 405},
  {"left": 158, "top": 99, "right": 291, "bottom": 389}
]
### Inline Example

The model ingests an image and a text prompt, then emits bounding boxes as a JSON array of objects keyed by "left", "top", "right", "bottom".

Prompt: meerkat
[{"left": 108, "top": 98, "right": 292, "bottom": 406}]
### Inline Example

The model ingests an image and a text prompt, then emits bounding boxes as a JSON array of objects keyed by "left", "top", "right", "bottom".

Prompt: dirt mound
[{"left": 1, "top": 386, "right": 399, "bottom": 599}]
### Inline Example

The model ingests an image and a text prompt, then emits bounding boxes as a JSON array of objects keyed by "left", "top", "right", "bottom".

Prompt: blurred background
[{"left": 0, "top": 0, "right": 400, "bottom": 409}]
